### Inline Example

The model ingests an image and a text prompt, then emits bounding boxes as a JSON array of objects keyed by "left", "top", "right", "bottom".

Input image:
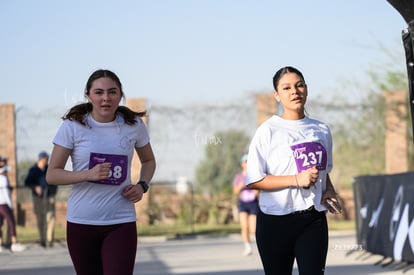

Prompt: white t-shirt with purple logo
[
  {"left": 246, "top": 115, "right": 332, "bottom": 215},
  {"left": 53, "top": 114, "right": 150, "bottom": 225}
]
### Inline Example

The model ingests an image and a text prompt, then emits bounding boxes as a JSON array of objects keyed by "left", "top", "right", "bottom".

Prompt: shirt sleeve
[
  {"left": 246, "top": 125, "right": 270, "bottom": 185},
  {"left": 53, "top": 120, "right": 75, "bottom": 149},
  {"left": 324, "top": 123, "right": 333, "bottom": 173},
  {"left": 134, "top": 117, "right": 150, "bottom": 148}
]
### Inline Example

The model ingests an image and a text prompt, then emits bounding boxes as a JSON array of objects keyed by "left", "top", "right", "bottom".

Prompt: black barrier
[{"left": 353, "top": 171, "right": 414, "bottom": 262}]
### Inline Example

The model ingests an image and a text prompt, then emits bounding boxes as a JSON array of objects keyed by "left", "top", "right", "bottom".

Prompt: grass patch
[
  {"left": 15, "top": 226, "right": 66, "bottom": 244},
  {"left": 14, "top": 220, "right": 355, "bottom": 243},
  {"left": 328, "top": 219, "right": 355, "bottom": 231},
  {"left": 138, "top": 223, "right": 241, "bottom": 238}
]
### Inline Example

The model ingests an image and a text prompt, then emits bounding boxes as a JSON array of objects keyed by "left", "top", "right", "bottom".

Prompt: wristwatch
[{"left": 138, "top": 180, "right": 149, "bottom": 193}]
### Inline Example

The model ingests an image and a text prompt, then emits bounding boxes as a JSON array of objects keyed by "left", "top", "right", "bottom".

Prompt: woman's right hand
[
  {"left": 296, "top": 166, "right": 319, "bottom": 188},
  {"left": 87, "top": 162, "right": 112, "bottom": 181}
]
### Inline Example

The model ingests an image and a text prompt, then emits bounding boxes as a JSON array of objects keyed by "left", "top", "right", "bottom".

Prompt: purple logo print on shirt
[
  {"left": 88, "top": 152, "right": 128, "bottom": 185},
  {"left": 290, "top": 142, "right": 327, "bottom": 172}
]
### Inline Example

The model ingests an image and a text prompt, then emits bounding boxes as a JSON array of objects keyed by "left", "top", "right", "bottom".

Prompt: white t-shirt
[
  {"left": 53, "top": 113, "right": 150, "bottom": 225},
  {"left": 246, "top": 115, "right": 332, "bottom": 215},
  {"left": 0, "top": 175, "right": 12, "bottom": 208}
]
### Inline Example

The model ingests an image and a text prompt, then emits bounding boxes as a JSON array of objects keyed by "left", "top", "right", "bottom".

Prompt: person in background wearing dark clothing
[
  {"left": 0, "top": 156, "right": 25, "bottom": 252},
  {"left": 25, "top": 151, "right": 57, "bottom": 247}
]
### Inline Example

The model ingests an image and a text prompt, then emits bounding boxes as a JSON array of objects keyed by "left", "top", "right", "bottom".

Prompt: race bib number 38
[
  {"left": 88, "top": 152, "right": 128, "bottom": 185},
  {"left": 290, "top": 142, "right": 327, "bottom": 172}
]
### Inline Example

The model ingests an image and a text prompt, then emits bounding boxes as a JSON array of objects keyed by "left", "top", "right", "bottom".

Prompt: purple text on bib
[{"left": 290, "top": 142, "right": 327, "bottom": 172}]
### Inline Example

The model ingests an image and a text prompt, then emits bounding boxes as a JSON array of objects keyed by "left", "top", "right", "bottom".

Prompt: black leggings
[
  {"left": 67, "top": 221, "right": 137, "bottom": 275},
  {"left": 256, "top": 208, "right": 328, "bottom": 275}
]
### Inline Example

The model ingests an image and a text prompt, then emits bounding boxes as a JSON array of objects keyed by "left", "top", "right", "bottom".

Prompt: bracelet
[{"left": 294, "top": 174, "right": 300, "bottom": 188}]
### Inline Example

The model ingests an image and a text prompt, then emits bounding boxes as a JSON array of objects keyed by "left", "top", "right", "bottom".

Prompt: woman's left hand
[
  {"left": 123, "top": 184, "right": 144, "bottom": 203},
  {"left": 322, "top": 189, "right": 342, "bottom": 214}
]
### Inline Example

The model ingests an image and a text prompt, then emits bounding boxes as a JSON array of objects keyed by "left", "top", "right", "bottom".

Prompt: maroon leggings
[
  {"left": 67, "top": 221, "right": 137, "bottom": 275},
  {"left": 0, "top": 204, "right": 17, "bottom": 238}
]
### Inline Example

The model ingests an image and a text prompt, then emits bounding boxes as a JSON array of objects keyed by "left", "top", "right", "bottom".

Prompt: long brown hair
[{"left": 62, "top": 69, "right": 146, "bottom": 125}]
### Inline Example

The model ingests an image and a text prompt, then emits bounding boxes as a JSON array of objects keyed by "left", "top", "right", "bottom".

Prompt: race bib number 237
[{"left": 290, "top": 142, "right": 327, "bottom": 172}]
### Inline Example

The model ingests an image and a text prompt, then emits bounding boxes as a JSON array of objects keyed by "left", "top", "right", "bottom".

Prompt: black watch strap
[{"left": 138, "top": 180, "right": 149, "bottom": 193}]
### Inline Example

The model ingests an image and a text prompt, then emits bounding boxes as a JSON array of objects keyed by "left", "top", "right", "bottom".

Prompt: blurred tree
[
  {"left": 320, "top": 49, "right": 411, "bottom": 189},
  {"left": 195, "top": 129, "right": 250, "bottom": 195},
  {"left": 195, "top": 129, "right": 250, "bottom": 224},
  {"left": 328, "top": 90, "right": 388, "bottom": 189}
]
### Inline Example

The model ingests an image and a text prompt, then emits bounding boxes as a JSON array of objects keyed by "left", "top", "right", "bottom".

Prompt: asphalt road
[{"left": 0, "top": 230, "right": 413, "bottom": 275}]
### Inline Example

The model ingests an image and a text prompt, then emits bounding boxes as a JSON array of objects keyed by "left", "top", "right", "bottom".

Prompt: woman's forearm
[
  {"left": 138, "top": 159, "right": 156, "bottom": 183},
  {"left": 46, "top": 168, "right": 90, "bottom": 186},
  {"left": 248, "top": 174, "right": 296, "bottom": 190}
]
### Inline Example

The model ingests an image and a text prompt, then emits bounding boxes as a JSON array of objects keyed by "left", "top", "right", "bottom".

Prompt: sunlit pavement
[{"left": 0, "top": 231, "right": 413, "bottom": 275}]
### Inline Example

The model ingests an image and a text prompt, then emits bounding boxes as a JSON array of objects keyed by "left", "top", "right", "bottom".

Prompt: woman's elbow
[
  {"left": 247, "top": 180, "right": 263, "bottom": 190},
  {"left": 246, "top": 183, "right": 255, "bottom": 190},
  {"left": 45, "top": 170, "right": 58, "bottom": 185}
]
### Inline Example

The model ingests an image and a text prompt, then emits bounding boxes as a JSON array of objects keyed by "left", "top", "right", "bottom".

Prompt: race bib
[
  {"left": 88, "top": 152, "right": 128, "bottom": 185},
  {"left": 240, "top": 189, "right": 257, "bottom": 203},
  {"left": 290, "top": 142, "right": 327, "bottom": 172}
]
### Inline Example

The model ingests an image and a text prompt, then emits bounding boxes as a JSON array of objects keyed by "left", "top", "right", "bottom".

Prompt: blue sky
[
  {"left": 0, "top": 0, "right": 408, "bottom": 110},
  {"left": 0, "top": 0, "right": 410, "bottom": 181}
]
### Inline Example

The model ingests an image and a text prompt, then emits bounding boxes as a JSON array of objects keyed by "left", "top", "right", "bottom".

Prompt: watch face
[{"left": 139, "top": 181, "right": 149, "bottom": 192}]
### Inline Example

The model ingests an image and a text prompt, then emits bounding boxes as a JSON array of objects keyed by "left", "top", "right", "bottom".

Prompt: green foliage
[
  {"left": 329, "top": 90, "right": 386, "bottom": 189},
  {"left": 195, "top": 129, "right": 250, "bottom": 196},
  {"left": 369, "top": 41, "right": 408, "bottom": 91},
  {"left": 363, "top": 50, "right": 414, "bottom": 171},
  {"left": 367, "top": 65, "right": 408, "bottom": 92},
  {"left": 328, "top": 49, "right": 412, "bottom": 189}
]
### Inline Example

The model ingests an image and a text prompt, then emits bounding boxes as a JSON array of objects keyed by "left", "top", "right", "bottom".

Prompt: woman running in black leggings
[{"left": 246, "top": 66, "right": 342, "bottom": 275}]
